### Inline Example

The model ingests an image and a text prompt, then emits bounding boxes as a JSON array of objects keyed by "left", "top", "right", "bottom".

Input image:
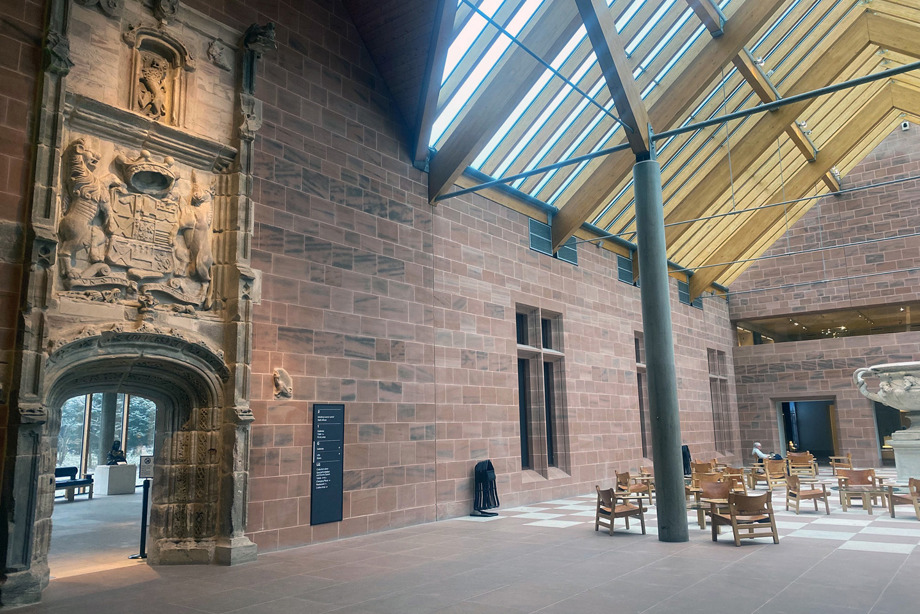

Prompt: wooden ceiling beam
[
  {"left": 551, "top": 0, "right": 788, "bottom": 251},
  {"left": 427, "top": 2, "right": 581, "bottom": 203},
  {"left": 674, "top": 76, "right": 882, "bottom": 269},
  {"left": 687, "top": 85, "right": 896, "bottom": 298},
  {"left": 867, "top": 11, "right": 920, "bottom": 58},
  {"left": 733, "top": 47, "right": 817, "bottom": 161},
  {"left": 663, "top": 13, "right": 873, "bottom": 247},
  {"left": 576, "top": 0, "right": 650, "bottom": 156},
  {"left": 732, "top": 48, "right": 780, "bottom": 103},
  {"left": 413, "top": 0, "right": 457, "bottom": 167},
  {"left": 686, "top": 0, "right": 725, "bottom": 37}
]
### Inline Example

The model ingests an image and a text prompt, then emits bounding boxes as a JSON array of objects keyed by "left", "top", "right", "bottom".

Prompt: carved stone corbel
[
  {"left": 272, "top": 368, "right": 292, "bottom": 399},
  {"left": 43, "top": 30, "right": 74, "bottom": 75},
  {"left": 32, "top": 225, "right": 58, "bottom": 269},
  {"left": 17, "top": 401, "right": 48, "bottom": 425},
  {"left": 208, "top": 39, "right": 232, "bottom": 71},
  {"left": 74, "top": 0, "right": 123, "bottom": 20},
  {"left": 154, "top": 0, "right": 180, "bottom": 24},
  {"left": 238, "top": 93, "right": 262, "bottom": 141},
  {"left": 241, "top": 23, "right": 277, "bottom": 95}
]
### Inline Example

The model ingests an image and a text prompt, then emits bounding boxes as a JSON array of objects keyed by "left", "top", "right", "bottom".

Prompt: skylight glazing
[{"left": 424, "top": 0, "right": 902, "bottom": 289}]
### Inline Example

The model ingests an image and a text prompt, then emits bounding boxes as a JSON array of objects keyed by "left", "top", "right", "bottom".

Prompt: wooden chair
[
  {"left": 595, "top": 486, "right": 646, "bottom": 535},
  {"left": 747, "top": 461, "right": 768, "bottom": 490},
  {"left": 786, "top": 452, "right": 818, "bottom": 478},
  {"left": 836, "top": 468, "right": 883, "bottom": 510},
  {"left": 691, "top": 460, "right": 715, "bottom": 475},
  {"left": 762, "top": 458, "right": 787, "bottom": 489},
  {"left": 829, "top": 453, "right": 852, "bottom": 476},
  {"left": 700, "top": 479, "right": 732, "bottom": 530},
  {"left": 615, "top": 470, "right": 653, "bottom": 506},
  {"left": 710, "top": 491, "right": 779, "bottom": 546},
  {"left": 785, "top": 474, "right": 829, "bottom": 515},
  {"left": 887, "top": 478, "right": 920, "bottom": 519},
  {"left": 721, "top": 467, "right": 747, "bottom": 494}
]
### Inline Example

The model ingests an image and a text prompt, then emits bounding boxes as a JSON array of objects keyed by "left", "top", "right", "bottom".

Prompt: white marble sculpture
[{"left": 854, "top": 362, "right": 920, "bottom": 479}]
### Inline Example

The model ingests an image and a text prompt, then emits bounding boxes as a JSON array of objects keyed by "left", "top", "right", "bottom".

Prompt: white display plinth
[{"left": 94, "top": 464, "right": 137, "bottom": 495}]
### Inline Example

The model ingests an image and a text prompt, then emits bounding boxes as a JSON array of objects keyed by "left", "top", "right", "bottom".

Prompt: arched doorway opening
[
  {"left": 50, "top": 392, "right": 157, "bottom": 577},
  {"left": 1, "top": 327, "right": 256, "bottom": 606}
]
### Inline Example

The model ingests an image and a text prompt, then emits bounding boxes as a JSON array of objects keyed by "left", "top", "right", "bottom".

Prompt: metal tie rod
[{"left": 435, "top": 60, "right": 920, "bottom": 202}]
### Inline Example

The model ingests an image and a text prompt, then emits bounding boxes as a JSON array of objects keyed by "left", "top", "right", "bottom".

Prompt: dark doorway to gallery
[{"left": 781, "top": 400, "right": 836, "bottom": 463}]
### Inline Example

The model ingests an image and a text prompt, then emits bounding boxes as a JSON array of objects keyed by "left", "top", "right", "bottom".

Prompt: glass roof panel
[
  {"left": 430, "top": 0, "right": 544, "bottom": 146},
  {"left": 424, "top": 0, "right": 902, "bottom": 289}
]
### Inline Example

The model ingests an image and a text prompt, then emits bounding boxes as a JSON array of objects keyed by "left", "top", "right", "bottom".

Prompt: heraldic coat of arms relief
[{"left": 58, "top": 136, "right": 215, "bottom": 313}]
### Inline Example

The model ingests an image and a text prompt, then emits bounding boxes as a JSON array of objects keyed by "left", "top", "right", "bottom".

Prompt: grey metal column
[{"left": 633, "top": 154, "right": 689, "bottom": 542}]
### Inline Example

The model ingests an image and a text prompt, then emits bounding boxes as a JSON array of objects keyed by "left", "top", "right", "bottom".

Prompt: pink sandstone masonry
[
  {"left": 730, "top": 126, "right": 920, "bottom": 465},
  {"left": 181, "top": 0, "right": 740, "bottom": 550},
  {"left": 0, "top": 0, "right": 740, "bottom": 558}
]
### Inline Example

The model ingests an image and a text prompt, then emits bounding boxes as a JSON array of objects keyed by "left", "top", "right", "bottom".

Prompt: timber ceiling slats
[
  {"left": 345, "top": 0, "right": 920, "bottom": 296},
  {"left": 550, "top": 0, "right": 789, "bottom": 251}
]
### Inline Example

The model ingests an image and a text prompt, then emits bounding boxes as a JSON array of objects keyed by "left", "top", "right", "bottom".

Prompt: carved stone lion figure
[
  {"left": 59, "top": 138, "right": 116, "bottom": 279},
  {"left": 138, "top": 52, "right": 169, "bottom": 120}
]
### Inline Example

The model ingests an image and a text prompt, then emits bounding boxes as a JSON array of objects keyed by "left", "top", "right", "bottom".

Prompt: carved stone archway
[
  {"left": 1, "top": 1, "right": 270, "bottom": 606},
  {"left": 0, "top": 328, "right": 255, "bottom": 605}
]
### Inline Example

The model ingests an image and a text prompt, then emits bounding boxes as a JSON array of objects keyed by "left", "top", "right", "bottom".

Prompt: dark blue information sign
[{"left": 310, "top": 403, "right": 344, "bottom": 525}]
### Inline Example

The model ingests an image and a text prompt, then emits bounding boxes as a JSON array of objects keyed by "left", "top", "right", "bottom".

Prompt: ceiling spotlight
[
  {"left": 900, "top": 307, "right": 905, "bottom": 312},
  {"left": 754, "top": 57, "right": 765, "bottom": 66}
]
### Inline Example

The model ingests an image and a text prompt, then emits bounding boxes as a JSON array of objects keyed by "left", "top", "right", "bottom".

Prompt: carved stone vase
[{"left": 853, "top": 362, "right": 920, "bottom": 479}]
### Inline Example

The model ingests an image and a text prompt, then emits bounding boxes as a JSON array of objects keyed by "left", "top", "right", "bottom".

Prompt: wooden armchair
[
  {"left": 829, "top": 453, "right": 852, "bottom": 476},
  {"left": 615, "top": 470, "right": 653, "bottom": 506},
  {"left": 691, "top": 460, "right": 715, "bottom": 475},
  {"left": 595, "top": 486, "right": 646, "bottom": 535},
  {"left": 721, "top": 467, "right": 747, "bottom": 494},
  {"left": 710, "top": 491, "right": 780, "bottom": 546},
  {"left": 785, "top": 474, "right": 829, "bottom": 515},
  {"left": 836, "top": 468, "right": 883, "bottom": 511},
  {"left": 786, "top": 452, "right": 818, "bottom": 478},
  {"left": 887, "top": 478, "right": 920, "bottom": 519},
  {"left": 762, "top": 458, "right": 787, "bottom": 489},
  {"left": 699, "top": 479, "right": 732, "bottom": 530}
]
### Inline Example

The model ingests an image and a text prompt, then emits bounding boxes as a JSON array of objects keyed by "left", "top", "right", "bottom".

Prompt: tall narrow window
[
  {"left": 708, "top": 349, "right": 733, "bottom": 454},
  {"left": 635, "top": 332, "right": 652, "bottom": 458},
  {"left": 543, "top": 361, "right": 556, "bottom": 467},
  {"left": 518, "top": 358, "right": 531, "bottom": 469},
  {"left": 516, "top": 306, "right": 568, "bottom": 475}
]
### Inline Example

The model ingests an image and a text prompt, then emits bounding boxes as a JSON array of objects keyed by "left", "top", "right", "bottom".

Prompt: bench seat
[{"left": 54, "top": 467, "right": 94, "bottom": 502}]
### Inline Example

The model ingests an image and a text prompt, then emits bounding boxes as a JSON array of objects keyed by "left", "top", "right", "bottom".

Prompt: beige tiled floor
[{"left": 22, "top": 473, "right": 920, "bottom": 613}]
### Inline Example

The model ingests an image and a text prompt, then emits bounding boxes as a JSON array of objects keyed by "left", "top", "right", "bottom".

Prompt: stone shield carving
[{"left": 59, "top": 139, "right": 215, "bottom": 309}]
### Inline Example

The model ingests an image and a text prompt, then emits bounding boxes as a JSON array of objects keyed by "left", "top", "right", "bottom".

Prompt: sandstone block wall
[
  {"left": 0, "top": 0, "right": 43, "bottom": 491},
  {"left": 730, "top": 126, "right": 920, "bottom": 463},
  {"left": 730, "top": 127, "right": 920, "bottom": 321},
  {"left": 1, "top": 0, "right": 741, "bottom": 555}
]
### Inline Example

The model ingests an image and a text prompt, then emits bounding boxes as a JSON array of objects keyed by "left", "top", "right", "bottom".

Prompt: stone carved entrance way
[
  {"left": 1, "top": 329, "right": 256, "bottom": 606},
  {"left": 1, "top": 0, "right": 270, "bottom": 606}
]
